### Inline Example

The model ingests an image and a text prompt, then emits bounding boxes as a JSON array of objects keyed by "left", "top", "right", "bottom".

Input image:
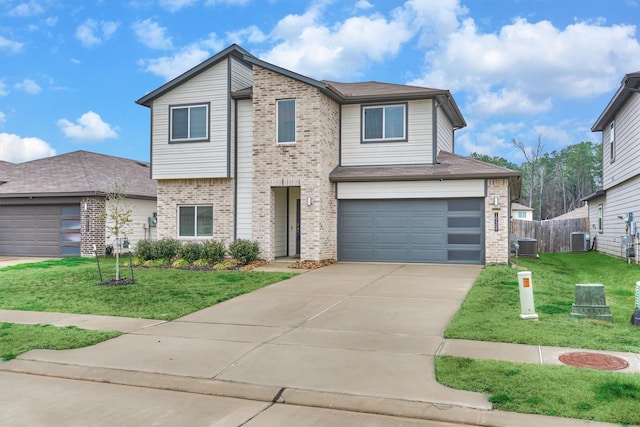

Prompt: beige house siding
[
  {"left": 156, "top": 178, "right": 235, "bottom": 246},
  {"left": 236, "top": 98, "right": 253, "bottom": 240},
  {"left": 340, "top": 100, "right": 434, "bottom": 166},
  {"left": 230, "top": 56, "right": 252, "bottom": 92},
  {"left": 436, "top": 104, "right": 454, "bottom": 153},
  {"left": 104, "top": 198, "right": 157, "bottom": 251},
  {"left": 602, "top": 93, "right": 640, "bottom": 190},
  {"left": 485, "top": 178, "right": 510, "bottom": 264},
  {"left": 336, "top": 180, "right": 484, "bottom": 199},
  {"left": 589, "top": 178, "right": 640, "bottom": 258},
  {"left": 251, "top": 65, "right": 339, "bottom": 261},
  {"left": 150, "top": 60, "right": 229, "bottom": 179}
]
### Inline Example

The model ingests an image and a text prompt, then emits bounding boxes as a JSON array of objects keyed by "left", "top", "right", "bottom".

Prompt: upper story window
[
  {"left": 170, "top": 103, "right": 209, "bottom": 143},
  {"left": 277, "top": 99, "right": 296, "bottom": 144},
  {"left": 609, "top": 120, "right": 615, "bottom": 162},
  {"left": 179, "top": 205, "right": 213, "bottom": 237},
  {"left": 362, "top": 104, "right": 407, "bottom": 142}
]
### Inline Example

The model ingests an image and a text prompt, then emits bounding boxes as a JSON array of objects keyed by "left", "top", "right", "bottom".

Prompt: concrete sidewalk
[{"left": 0, "top": 261, "right": 631, "bottom": 426}]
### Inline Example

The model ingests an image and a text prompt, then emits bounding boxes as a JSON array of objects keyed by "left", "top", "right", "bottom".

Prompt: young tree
[{"left": 103, "top": 177, "right": 133, "bottom": 281}]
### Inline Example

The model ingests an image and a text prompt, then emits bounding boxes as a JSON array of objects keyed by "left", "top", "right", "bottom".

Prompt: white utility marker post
[{"left": 517, "top": 271, "right": 539, "bottom": 320}]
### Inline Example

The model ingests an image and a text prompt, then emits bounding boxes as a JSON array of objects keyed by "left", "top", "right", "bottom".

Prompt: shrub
[
  {"left": 202, "top": 240, "right": 226, "bottom": 263},
  {"left": 229, "top": 239, "right": 259, "bottom": 264},
  {"left": 171, "top": 258, "right": 190, "bottom": 268},
  {"left": 179, "top": 242, "right": 203, "bottom": 263},
  {"left": 135, "top": 239, "right": 154, "bottom": 260},
  {"left": 193, "top": 259, "right": 210, "bottom": 267},
  {"left": 153, "top": 238, "right": 181, "bottom": 260}
]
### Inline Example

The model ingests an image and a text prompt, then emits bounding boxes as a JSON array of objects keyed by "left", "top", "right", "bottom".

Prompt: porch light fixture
[
  {"left": 307, "top": 196, "right": 313, "bottom": 206},
  {"left": 494, "top": 196, "right": 499, "bottom": 206}
]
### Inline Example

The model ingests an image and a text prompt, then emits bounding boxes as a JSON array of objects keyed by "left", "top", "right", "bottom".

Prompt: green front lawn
[
  {"left": 0, "top": 322, "right": 121, "bottom": 361},
  {"left": 0, "top": 257, "right": 296, "bottom": 320},
  {"left": 439, "top": 252, "right": 640, "bottom": 424},
  {"left": 445, "top": 252, "right": 640, "bottom": 352}
]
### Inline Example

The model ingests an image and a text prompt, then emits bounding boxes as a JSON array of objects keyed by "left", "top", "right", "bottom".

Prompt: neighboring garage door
[
  {"left": 0, "top": 205, "right": 81, "bottom": 256},
  {"left": 338, "top": 198, "right": 484, "bottom": 264}
]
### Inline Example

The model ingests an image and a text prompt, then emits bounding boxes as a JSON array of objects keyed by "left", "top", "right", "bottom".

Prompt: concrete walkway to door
[{"left": 3, "top": 263, "right": 492, "bottom": 418}]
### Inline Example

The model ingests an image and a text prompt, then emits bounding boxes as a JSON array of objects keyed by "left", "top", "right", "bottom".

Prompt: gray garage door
[
  {"left": 0, "top": 205, "right": 81, "bottom": 256},
  {"left": 338, "top": 199, "right": 484, "bottom": 264}
]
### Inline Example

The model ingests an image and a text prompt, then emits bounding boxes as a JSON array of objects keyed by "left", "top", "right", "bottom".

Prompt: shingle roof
[
  {"left": 511, "top": 202, "right": 534, "bottom": 212},
  {"left": 324, "top": 81, "right": 446, "bottom": 99},
  {"left": 0, "top": 150, "right": 156, "bottom": 199},
  {"left": 330, "top": 151, "right": 520, "bottom": 182}
]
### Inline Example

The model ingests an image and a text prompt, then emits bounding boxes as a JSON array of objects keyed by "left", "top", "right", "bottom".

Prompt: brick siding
[
  {"left": 485, "top": 178, "right": 510, "bottom": 264},
  {"left": 80, "top": 196, "right": 106, "bottom": 256}
]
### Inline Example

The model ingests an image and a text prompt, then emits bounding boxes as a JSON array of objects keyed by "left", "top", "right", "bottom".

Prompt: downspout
[{"left": 227, "top": 58, "right": 232, "bottom": 178}]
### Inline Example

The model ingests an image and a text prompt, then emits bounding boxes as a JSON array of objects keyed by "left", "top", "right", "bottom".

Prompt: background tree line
[{"left": 470, "top": 140, "right": 602, "bottom": 220}]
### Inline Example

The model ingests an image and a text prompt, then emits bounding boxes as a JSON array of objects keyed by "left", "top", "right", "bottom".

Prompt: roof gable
[
  {"left": 136, "top": 44, "right": 253, "bottom": 107},
  {"left": 592, "top": 71, "right": 640, "bottom": 131}
]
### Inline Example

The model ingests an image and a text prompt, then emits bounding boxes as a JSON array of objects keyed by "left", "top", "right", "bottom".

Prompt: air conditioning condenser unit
[{"left": 570, "top": 232, "right": 590, "bottom": 252}]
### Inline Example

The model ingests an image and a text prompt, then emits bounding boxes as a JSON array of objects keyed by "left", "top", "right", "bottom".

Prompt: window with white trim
[
  {"left": 517, "top": 211, "right": 527, "bottom": 219},
  {"left": 362, "top": 104, "right": 406, "bottom": 142},
  {"left": 277, "top": 99, "right": 296, "bottom": 143},
  {"left": 170, "top": 104, "right": 209, "bottom": 142},
  {"left": 178, "top": 205, "right": 213, "bottom": 237}
]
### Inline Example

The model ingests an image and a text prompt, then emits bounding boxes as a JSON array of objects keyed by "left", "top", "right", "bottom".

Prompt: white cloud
[
  {"left": 8, "top": 1, "right": 44, "bottom": 17},
  {"left": 0, "top": 35, "right": 24, "bottom": 53},
  {"left": 355, "top": 0, "right": 373, "bottom": 10},
  {"left": 226, "top": 25, "right": 267, "bottom": 44},
  {"left": 0, "top": 80, "right": 8, "bottom": 96},
  {"left": 132, "top": 19, "right": 173, "bottom": 50},
  {"left": 466, "top": 88, "right": 552, "bottom": 117},
  {"left": 57, "top": 111, "right": 118, "bottom": 141},
  {"left": 262, "top": 5, "right": 414, "bottom": 79},
  {"left": 411, "top": 16, "right": 640, "bottom": 115},
  {"left": 139, "top": 33, "right": 224, "bottom": 81},
  {"left": 456, "top": 121, "right": 525, "bottom": 157},
  {"left": 0, "top": 133, "right": 56, "bottom": 163},
  {"left": 0, "top": 111, "right": 5, "bottom": 124},
  {"left": 75, "top": 19, "right": 120, "bottom": 47},
  {"left": 159, "top": 0, "right": 198, "bottom": 12},
  {"left": 14, "top": 78, "right": 42, "bottom": 94}
]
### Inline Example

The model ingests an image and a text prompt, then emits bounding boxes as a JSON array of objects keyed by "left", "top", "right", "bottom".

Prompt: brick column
[{"left": 81, "top": 196, "right": 106, "bottom": 257}]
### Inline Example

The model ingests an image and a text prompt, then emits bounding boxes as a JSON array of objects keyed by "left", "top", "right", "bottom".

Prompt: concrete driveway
[{"left": 8, "top": 262, "right": 490, "bottom": 415}]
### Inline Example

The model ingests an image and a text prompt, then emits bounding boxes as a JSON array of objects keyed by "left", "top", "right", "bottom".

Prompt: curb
[{"left": 0, "top": 359, "right": 618, "bottom": 427}]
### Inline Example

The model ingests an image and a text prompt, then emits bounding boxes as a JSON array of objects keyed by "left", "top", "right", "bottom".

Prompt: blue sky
[{"left": 1, "top": 0, "right": 640, "bottom": 164}]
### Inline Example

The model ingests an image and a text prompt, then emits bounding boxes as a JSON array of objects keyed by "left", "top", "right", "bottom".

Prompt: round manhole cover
[{"left": 559, "top": 352, "right": 629, "bottom": 370}]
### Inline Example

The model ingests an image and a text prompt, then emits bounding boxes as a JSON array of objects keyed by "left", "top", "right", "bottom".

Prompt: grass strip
[
  {"left": 445, "top": 252, "right": 640, "bottom": 352},
  {"left": 437, "top": 356, "right": 640, "bottom": 425},
  {"left": 0, "top": 322, "right": 121, "bottom": 361}
]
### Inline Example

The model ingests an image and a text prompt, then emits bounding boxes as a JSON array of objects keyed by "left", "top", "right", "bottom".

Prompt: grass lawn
[
  {"left": 439, "top": 252, "right": 640, "bottom": 424},
  {"left": 0, "top": 257, "right": 296, "bottom": 320},
  {"left": 0, "top": 322, "right": 121, "bottom": 361},
  {"left": 445, "top": 252, "right": 640, "bottom": 352}
]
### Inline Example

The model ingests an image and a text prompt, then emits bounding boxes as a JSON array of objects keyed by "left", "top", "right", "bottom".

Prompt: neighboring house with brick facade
[
  {"left": 585, "top": 71, "right": 640, "bottom": 259},
  {"left": 0, "top": 151, "right": 157, "bottom": 257},
  {"left": 136, "top": 44, "right": 521, "bottom": 265}
]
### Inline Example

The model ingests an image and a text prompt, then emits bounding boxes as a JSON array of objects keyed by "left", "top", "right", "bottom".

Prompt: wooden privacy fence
[{"left": 511, "top": 218, "right": 590, "bottom": 253}]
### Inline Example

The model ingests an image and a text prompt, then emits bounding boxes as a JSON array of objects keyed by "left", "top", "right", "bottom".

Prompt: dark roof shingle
[{"left": 0, "top": 150, "right": 156, "bottom": 199}]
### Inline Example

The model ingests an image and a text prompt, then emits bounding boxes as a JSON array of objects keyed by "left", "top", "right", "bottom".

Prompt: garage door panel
[
  {"left": 342, "top": 232, "right": 374, "bottom": 244},
  {"left": 408, "top": 233, "right": 446, "bottom": 244},
  {"left": 0, "top": 204, "right": 80, "bottom": 257},
  {"left": 375, "top": 232, "right": 409, "bottom": 245},
  {"left": 339, "top": 198, "right": 484, "bottom": 264}
]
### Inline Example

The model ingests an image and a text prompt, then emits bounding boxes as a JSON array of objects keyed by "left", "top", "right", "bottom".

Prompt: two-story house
[
  {"left": 586, "top": 71, "right": 640, "bottom": 258},
  {"left": 136, "top": 44, "right": 521, "bottom": 265}
]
